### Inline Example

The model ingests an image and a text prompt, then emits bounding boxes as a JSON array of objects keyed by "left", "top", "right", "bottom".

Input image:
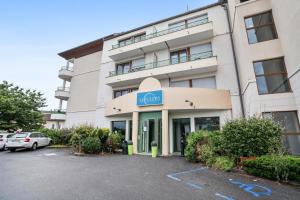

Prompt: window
[
  {"left": 118, "top": 32, "right": 146, "bottom": 47},
  {"left": 116, "top": 62, "right": 131, "bottom": 75},
  {"left": 190, "top": 43, "right": 212, "bottom": 60},
  {"left": 263, "top": 111, "right": 300, "bottom": 155},
  {"left": 195, "top": 117, "right": 220, "bottom": 131},
  {"left": 245, "top": 11, "right": 277, "bottom": 44},
  {"left": 170, "top": 77, "right": 216, "bottom": 89},
  {"left": 254, "top": 58, "right": 291, "bottom": 94},
  {"left": 170, "top": 49, "right": 188, "bottom": 64},
  {"left": 114, "top": 88, "right": 138, "bottom": 98},
  {"left": 111, "top": 121, "right": 126, "bottom": 139},
  {"left": 131, "top": 58, "right": 145, "bottom": 72},
  {"left": 168, "top": 14, "right": 208, "bottom": 33}
]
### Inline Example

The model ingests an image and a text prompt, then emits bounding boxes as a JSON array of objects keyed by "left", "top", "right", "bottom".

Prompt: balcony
[
  {"left": 54, "top": 87, "right": 70, "bottom": 100},
  {"left": 109, "top": 18, "right": 213, "bottom": 61},
  {"left": 50, "top": 113, "right": 66, "bottom": 121},
  {"left": 106, "top": 51, "right": 217, "bottom": 87},
  {"left": 58, "top": 66, "right": 73, "bottom": 81}
]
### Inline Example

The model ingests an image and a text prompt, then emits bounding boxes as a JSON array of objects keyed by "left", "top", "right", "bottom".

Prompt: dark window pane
[
  {"left": 247, "top": 25, "right": 277, "bottom": 44},
  {"left": 114, "top": 91, "right": 122, "bottom": 98},
  {"left": 245, "top": 12, "right": 273, "bottom": 28},
  {"left": 261, "top": 58, "right": 285, "bottom": 74},
  {"left": 112, "top": 121, "right": 126, "bottom": 138},
  {"left": 283, "top": 135, "right": 300, "bottom": 155},
  {"left": 271, "top": 112, "right": 300, "bottom": 133},
  {"left": 195, "top": 117, "right": 220, "bottom": 131},
  {"left": 265, "top": 74, "right": 290, "bottom": 93}
]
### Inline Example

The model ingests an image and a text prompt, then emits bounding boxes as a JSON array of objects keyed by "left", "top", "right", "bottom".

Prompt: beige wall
[
  {"left": 65, "top": 51, "right": 102, "bottom": 127},
  {"left": 227, "top": 0, "right": 299, "bottom": 117}
]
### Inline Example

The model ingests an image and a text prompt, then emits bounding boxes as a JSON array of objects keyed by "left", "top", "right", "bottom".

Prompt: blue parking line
[
  {"left": 166, "top": 168, "right": 205, "bottom": 182},
  {"left": 215, "top": 193, "right": 234, "bottom": 200},
  {"left": 186, "top": 181, "right": 203, "bottom": 190},
  {"left": 229, "top": 179, "right": 272, "bottom": 197}
]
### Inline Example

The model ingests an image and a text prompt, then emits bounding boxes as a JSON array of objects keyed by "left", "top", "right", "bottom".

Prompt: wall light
[
  {"left": 185, "top": 100, "right": 194, "bottom": 107},
  {"left": 113, "top": 107, "right": 121, "bottom": 112}
]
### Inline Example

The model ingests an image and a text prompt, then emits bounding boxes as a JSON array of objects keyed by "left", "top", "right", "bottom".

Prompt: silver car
[{"left": 6, "top": 132, "right": 52, "bottom": 152}]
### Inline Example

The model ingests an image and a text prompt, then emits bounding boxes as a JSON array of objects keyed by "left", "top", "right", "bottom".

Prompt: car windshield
[{"left": 14, "top": 133, "right": 28, "bottom": 138}]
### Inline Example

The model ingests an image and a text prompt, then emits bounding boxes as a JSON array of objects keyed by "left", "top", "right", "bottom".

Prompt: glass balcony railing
[
  {"left": 111, "top": 17, "right": 210, "bottom": 50},
  {"left": 60, "top": 66, "right": 73, "bottom": 71},
  {"left": 56, "top": 87, "right": 70, "bottom": 92},
  {"left": 108, "top": 51, "right": 214, "bottom": 77}
]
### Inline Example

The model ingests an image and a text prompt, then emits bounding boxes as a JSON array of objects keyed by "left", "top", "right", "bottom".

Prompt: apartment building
[{"left": 55, "top": 0, "right": 300, "bottom": 155}]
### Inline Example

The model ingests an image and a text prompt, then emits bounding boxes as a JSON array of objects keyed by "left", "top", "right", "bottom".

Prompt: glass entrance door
[
  {"left": 138, "top": 112, "right": 162, "bottom": 154},
  {"left": 173, "top": 118, "right": 191, "bottom": 152}
]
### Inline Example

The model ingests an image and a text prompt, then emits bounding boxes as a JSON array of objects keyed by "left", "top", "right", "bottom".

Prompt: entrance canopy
[{"left": 105, "top": 77, "right": 232, "bottom": 117}]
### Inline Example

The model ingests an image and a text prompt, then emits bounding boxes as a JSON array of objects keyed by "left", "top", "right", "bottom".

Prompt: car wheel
[
  {"left": 31, "top": 143, "right": 37, "bottom": 151},
  {"left": 48, "top": 140, "right": 53, "bottom": 146},
  {"left": 10, "top": 148, "right": 16, "bottom": 152}
]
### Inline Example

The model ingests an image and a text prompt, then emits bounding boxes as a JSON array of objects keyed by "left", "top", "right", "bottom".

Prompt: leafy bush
[
  {"left": 243, "top": 155, "right": 300, "bottom": 182},
  {"left": 200, "top": 144, "right": 214, "bottom": 164},
  {"left": 70, "top": 125, "right": 94, "bottom": 152},
  {"left": 82, "top": 137, "right": 101, "bottom": 154},
  {"left": 213, "top": 156, "right": 234, "bottom": 172},
  {"left": 107, "top": 132, "right": 124, "bottom": 153},
  {"left": 39, "top": 128, "right": 73, "bottom": 145},
  {"left": 185, "top": 131, "right": 210, "bottom": 162},
  {"left": 208, "top": 131, "right": 223, "bottom": 155},
  {"left": 222, "top": 118, "right": 282, "bottom": 159}
]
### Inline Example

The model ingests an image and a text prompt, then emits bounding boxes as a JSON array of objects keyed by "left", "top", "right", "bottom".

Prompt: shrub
[
  {"left": 208, "top": 131, "right": 223, "bottom": 155},
  {"left": 222, "top": 117, "right": 282, "bottom": 159},
  {"left": 200, "top": 144, "right": 214, "bottom": 164},
  {"left": 107, "top": 132, "right": 124, "bottom": 153},
  {"left": 70, "top": 125, "right": 94, "bottom": 152},
  {"left": 213, "top": 156, "right": 234, "bottom": 172},
  {"left": 39, "top": 128, "right": 73, "bottom": 145},
  {"left": 243, "top": 155, "right": 300, "bottom": 182},
  {"left": 82, "top": 137, "right": 101, "bottom": 154},
  {"left": 185, "top": 131, "right": 210, "bottom": 162}
]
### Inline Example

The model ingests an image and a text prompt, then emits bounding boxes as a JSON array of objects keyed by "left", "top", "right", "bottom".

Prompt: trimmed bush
[
  {"left": 208, "top": 131, "right": 223, "bottom": 155},
  {"left": 70, "top": 125, "right": 94, "bottom": 152},
  {"left": 200, "top": 144, "right": 214, "bottom": 164},
  {"left": 185, "top": 131, "right": 210, "bottom": 162},
  {"left": 82, "top": 137, "right": 101, "bottom": 154},
  {"left": 39, "top": 128, "right": 73, "bottom": 145},
  {"left": 243, "top": 155, "right": 300, "bottom": 182},
  {"left": 222, "top": 118, "right": 282, "bottom": 159},
  {"left": 107, "top": 132, "right": 124, "bottom": 153},
  {"left": 213, "top": 156, "right": 234, "bottom": 172}
]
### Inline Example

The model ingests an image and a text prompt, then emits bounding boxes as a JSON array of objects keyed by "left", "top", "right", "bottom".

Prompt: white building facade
[{"left": 56, "top": 0, "right": 300, "bottom": 155}]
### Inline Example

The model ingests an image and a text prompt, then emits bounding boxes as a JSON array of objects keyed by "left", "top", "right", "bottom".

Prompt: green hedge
[
  {"left": 243, "top": 155, "right": 300, "bottom": 182},
  {"left": 39, "top": 128, "right": 72, "bottom": 145},
  {"left": 185, "top": 131, "right": 210, "bottom": 162},
  {"left": 222, "top": 118, "right": 282, "bottom": 158},
  {"left": 82, "top": 137, "right": 101, "bottom": 154}
]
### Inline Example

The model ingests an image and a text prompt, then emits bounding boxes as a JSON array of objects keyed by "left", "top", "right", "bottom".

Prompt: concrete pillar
[
  {"left": 125, "top": 120, "right": 130, "bottom": 141},
  {"left": 132, "top": 112, "right": 139, "bottom": 154},
  {"left": 162, "top": 109, "right": 169, "bottom": 156},
  {"left": 190, "top": 116, "right": 195, "bottom": 132}
]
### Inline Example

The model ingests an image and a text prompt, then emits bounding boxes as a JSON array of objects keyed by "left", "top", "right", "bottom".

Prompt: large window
[
  {"left": 245, "top": 11, "right": 277, "bottom": 44},
  {"left": 195, "top": 117, "right": 220, "bottom": 131},
  {"left": 253, "top": 58, "right": 291, "bottom": 94},
  {"left": 263, "top": 111, "right": 300, "bottom": 155},
  {"left": 116, "top": 62, "right": 130, "bottom": 75},
  {"left": 114, "top": 88, "right": 138, "bottom": 98},
  {"left": 115, "top": 58, "right": 145, "bottom": 75},
  {"left": 111, "top": 121, "right": 126, "bottom": 139},
  {"left": 170, "top": 77, "right": 216, "bottom": 89}
]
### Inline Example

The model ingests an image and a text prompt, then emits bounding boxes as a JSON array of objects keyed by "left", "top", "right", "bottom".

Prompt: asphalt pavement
[{"left": 1, "top": 148, "right": 299, "bottom": 200}]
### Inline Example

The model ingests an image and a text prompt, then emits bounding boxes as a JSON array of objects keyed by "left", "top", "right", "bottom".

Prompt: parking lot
[{"left": 1, "top": 148, "right": 300, "bottom": 200}]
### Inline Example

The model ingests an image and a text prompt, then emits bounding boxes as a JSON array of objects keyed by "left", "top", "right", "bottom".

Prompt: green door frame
[{"left": 138, "top": 111, "right": 162, "bottom": 154}]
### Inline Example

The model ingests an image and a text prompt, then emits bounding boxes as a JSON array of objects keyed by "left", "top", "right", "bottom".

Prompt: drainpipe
[{"left": 222, "top": 1, "right": 245, "bottom": 118}]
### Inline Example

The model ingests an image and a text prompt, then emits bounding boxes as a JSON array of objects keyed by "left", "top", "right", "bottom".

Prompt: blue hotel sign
[{"left": 137, "top": 90, "right": 163, "bottom": 106}]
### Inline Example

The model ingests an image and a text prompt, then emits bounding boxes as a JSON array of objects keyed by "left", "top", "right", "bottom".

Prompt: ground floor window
[
  {"left": 195, "top": 117, "right": 220, "bottom": 131},
  {"left": 173, "top": 118, "right": 191, "bottom": 152},
  {"left": 263, "top": 111, "right": 300, "bottom": 155},
  {"left": 111, "top": 121, "right": 126, "bottom": 139}
]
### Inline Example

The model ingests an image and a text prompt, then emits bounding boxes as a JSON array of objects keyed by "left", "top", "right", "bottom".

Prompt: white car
[
  {"left": 6, "top": 132, "right": 52, "bottom": 152},
  {"left": 0, "top": 132, "right": 14, "bottom": 151}
]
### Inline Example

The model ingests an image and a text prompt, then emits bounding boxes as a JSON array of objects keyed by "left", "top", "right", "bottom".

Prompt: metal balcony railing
[
  {"left": 108, "top": 51, "right": 214, "bottom": 77},
  {"left": 111, "top": 17, "right": 210, "bottom": 50},
  {"left": 56, "top": 87, "right": 70, "bottom": 92},
  {"left": 60, "top": 66, "right": 74, "bottom": 71}
]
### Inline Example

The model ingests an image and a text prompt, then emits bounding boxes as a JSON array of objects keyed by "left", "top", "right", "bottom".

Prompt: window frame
[
  {"left": 118, "top": 32, "right": 146, "bottom": 47},
  {"left": 170, "top": 76, "right": 216, "bottom": 88},
  {"left": 170, "top": 47, "right": 190, "bottom": 64},
  {"left": 115, "top": 61, "right": 132, "bottom": 75},
  {"left": 253, "top": 57, "right": 292, "bottom": 95},
  {"left": 194, "top": 116, "right": 220, "bottom": 131},
  {"left": 244, "top": 10, "right": 278, "bottom": 44}
]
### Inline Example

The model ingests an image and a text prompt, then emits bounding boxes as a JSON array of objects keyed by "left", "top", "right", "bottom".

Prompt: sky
[{"left": 0, "top": 0, "right": 216, "bottom": 110}]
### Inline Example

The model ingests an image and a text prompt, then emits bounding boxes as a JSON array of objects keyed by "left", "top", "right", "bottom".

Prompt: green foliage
[
  {"left": 200, "top": 144, "right": 214, "bottom": 164},
  {"left": 82, "top": 137, "right": 101, "bottom": 154},
  {"left": 213, "top": 156, "right": 234, "bottom": 172},
  {"left": 70, "top": 125, "right": 94, "bottom": 152},
  {"left": 243, "top": 155, "right": 300, "bottom": 182},
  {"left": 0, "top": 81, "right": 46, "bottom": 131},
  {"left": 39, "top": 128, "right": 73, "bottom": 145},
  {"left": 107, "top": 132, "right": 124, "bottom": 153},
  {"left": 208, "top": 131, "right": 223, "bottom": 155},
  {"left": 222, "top": 117, "right": 282, "bottom": 159},
  {"left": 185, "top": 131, "right": 210, "bottom": 162}
]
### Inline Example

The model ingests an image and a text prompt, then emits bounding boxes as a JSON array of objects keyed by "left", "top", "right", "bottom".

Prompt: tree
[{"left": 0, "top": 81, "right": 46, "bottom": 131}]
